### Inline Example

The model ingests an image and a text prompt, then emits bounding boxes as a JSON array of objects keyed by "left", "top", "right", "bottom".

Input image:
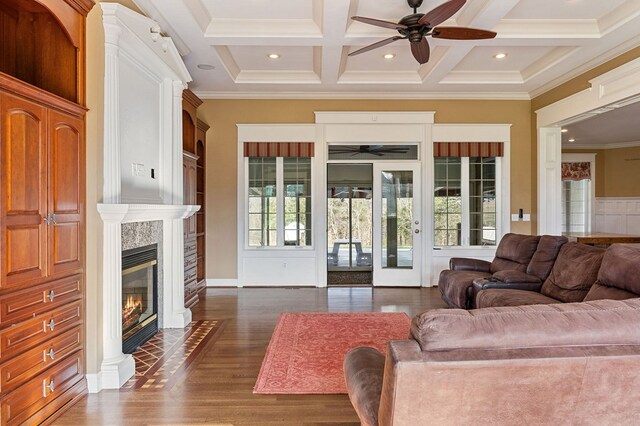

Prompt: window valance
[
  {"left": 244, "top": 142, "right": 315, "bottom": 158},
  {"left": 433, "top": 142, "right": 504, "bottom": 157},
  {"left": 562, "top": 162, "right": 591, "bottom": 181}
]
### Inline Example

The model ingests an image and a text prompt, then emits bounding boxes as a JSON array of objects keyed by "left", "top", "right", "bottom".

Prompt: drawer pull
[
  {"left": 48, "top": 319, "right": 55, "bottom": 331},
  {"left": 48, "top": 290, "right": 55, "bottom": 302},
  {"left": 46, "top": 348, "right": 55, "bottom": 360},
  {"left": 42, "top": 379, "right": 55, "bottom": 397}
]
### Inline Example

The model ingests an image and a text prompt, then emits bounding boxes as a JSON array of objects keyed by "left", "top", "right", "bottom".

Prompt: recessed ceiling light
[
  {"left": 561, "top": 129, "right": 568, "bottom": 133},
  {"left": 383, "top": 53, "right": 396, "bottom": 60},
  {"left": 494, "top": 53, "right": 507, "bottom": 59},
  {"left": 268, "top": 53, "right": 280, "bottom": 59},
  {"left": 568, "top": 138, "right": 576, "bottom": 142},
  {"left": 197, "top": 64, "right": 216, "bottom": 70}
]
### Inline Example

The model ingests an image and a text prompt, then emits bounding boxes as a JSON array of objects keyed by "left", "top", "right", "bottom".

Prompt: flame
[{"left": 125, "top": 294, "right": 142, "bottom": 310}]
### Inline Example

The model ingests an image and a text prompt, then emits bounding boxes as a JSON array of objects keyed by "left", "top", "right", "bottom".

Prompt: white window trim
[{"left": 561, "top": 153, "right": 596, "bottom": 233}]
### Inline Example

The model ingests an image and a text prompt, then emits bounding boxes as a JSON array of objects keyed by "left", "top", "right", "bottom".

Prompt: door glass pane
[
  {"left": 327, "top": 165, "right": 372, "bottom": 271},
  {"left": 381, "top": 170, "right": 413, "bottom": 269},
  {"left": 284, "top": 157, "right": 312, "bottom": 246}
]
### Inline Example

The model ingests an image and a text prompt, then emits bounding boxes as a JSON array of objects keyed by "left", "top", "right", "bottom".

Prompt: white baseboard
[
  {"left": 207, "top": 278, "right": 238, "bottom": 287},
  {"left": 86, "top": 372, "right": 103, "bottom": 393}
]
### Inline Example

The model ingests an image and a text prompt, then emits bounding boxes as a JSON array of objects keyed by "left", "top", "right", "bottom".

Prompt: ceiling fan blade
[
  {"left": 349, "top": 36, "right": 405, "bottom": 57},
  {"left": 432, "top": 26, "right": 497, "bottom": 40},
  {"left": 351, "top": 16, "right": 408, "bottom": 31},
  {"left": 418, "top": 0, "right": 466, "bottom": 27},
  {"left": 410, "top": 38, "right": 431, "bottom": 64}
]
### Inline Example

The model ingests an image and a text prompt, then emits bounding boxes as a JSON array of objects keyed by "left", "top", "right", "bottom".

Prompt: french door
[{"left": 372, "top": 163, "right": 422, "bottom": 286}]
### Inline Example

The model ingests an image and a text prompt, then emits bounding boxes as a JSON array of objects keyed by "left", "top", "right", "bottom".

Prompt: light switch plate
[
  {"left": 511, "top": 214, "right": 520, "bottom": 221},
  {"left": 523, "top": 214, "right": 531, "bottom": 222}
]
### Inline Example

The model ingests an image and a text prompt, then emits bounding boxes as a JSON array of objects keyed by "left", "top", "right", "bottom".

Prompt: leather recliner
[{"left": 438, "top": 233, "right": 567, "bottom": 309}]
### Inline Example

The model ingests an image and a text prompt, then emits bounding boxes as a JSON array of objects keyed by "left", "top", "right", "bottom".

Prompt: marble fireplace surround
[{"left": 97, "top": 204, "right": 199, "bottom": 390}]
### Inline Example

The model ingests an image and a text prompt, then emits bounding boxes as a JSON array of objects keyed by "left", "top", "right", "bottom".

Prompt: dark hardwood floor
[{"left": 56, "top": 287, "right": 447, "bottom": 425}]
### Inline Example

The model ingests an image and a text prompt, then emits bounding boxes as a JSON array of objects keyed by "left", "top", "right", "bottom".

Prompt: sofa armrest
[
  {"left": 343, "top": 347, "right": 386, "bottom": 426},
  {"left": 449, "top": 257, "right": 491, "bottom": 272},
  {"left": 491, "top": 270, "right": 542, "bottom": 284},
  {"left": 472, "top": 278, "right": 543, "bottom": 294}
]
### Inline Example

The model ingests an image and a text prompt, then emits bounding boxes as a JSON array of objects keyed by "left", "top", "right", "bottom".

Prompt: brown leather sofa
[
  {"left": 474, "top": 243, "right": 640, "bottom": 308},
  {"left": 344, "top": 298, "right": 640, "bottom": 426},
  {"left": 438, "top": 233, "right": 567, "bottom": 309}
]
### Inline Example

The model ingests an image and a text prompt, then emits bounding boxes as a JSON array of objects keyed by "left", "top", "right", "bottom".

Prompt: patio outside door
[{"left": 373, "top": 163, "right": 421, "bottom": 286}]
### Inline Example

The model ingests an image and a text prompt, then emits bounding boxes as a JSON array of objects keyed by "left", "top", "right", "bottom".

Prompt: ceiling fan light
[
  {"left": 383, "top": 53, "right": 396, "bottom": 59},
  {"left": 268, "top": 53, "right": 280, "bottom": 59},
  {"left": 494, "top": 53, "right": 507, "bottom": 59}
]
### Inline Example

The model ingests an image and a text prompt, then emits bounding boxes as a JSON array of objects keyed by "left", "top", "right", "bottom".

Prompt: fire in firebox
[{"left": 122, "top": 294, "right": 143, "bottom": 330}]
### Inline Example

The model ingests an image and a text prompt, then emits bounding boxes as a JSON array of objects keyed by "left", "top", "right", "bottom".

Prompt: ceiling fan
[
  {"left": 330, "top": 145, "right": 411, "bottom": 156},
  {"left": 349, "top": 0, "right": 497, "bottom": 64}
]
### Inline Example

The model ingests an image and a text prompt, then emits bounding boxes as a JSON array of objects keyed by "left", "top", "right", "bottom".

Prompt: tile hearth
[{"left": 121, "top": 320, "right": 223, "bottom": 390}]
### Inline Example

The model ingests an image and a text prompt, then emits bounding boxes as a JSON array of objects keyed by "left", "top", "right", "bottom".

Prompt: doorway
[
  {"left": 326, "top": 162, "right": 422, "bottom": 287},
  {"left": 327, "top": 164, "right": 373, "bottom": 285}
]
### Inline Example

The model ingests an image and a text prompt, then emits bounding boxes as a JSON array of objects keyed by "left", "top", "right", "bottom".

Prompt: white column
[
  {"left": 537, "top": 127, "right": 563, "bottom": 235},
  {"left": 161, "top": 81, "right": 191, "bottom": 329},
  {"left": 99, "top": 218, "right": 135, "bottom": 389},
  {"left": 101, "top": 5, "right": 122, "bottom": 204}
]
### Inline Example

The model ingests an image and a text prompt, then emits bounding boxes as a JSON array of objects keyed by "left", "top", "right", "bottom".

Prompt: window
[
  {"left": 433, "top": 142, "right": 501, "bottom": 247},
  {"left": 245, "top": 142, "right": 314, "bottom": 248},
  {"left": 561, "top": 157, "right": 594, "bottom": 233}
]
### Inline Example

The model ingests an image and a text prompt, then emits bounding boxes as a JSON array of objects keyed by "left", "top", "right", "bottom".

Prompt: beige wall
[
  {"left": 198, "top": 99, "right": 533, "bottom": 279},
  {"left": 564, "top": 146, "right": 640, "bottom": 197},
  {"left": 85, "top": 0, "right": 142, "bottom": 376}
]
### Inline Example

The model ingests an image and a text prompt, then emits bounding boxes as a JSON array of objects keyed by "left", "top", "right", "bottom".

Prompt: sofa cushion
[
  {"left": 410, "top": 299, "right": 640, "bottom": 352},
  {"left": 343, "top": 347, "right": 385, "bottom": 426},
  {"left": 595, "top": 244, "right": 640, "bottom": 295},
  {"left": 584, "top": 281, "right": 639, "bottom": 302},
  {"left": 490, "top": 233, "right": 541, "bottom": 274},
  {"left": 540, "top": 242, "right": 605, "bottom": 303},
  {"left": 526, "top": 235, "right": 568, "bottom": 280},
  {"left": 475, "top": 288, "right": 560, "bottom": 309}
]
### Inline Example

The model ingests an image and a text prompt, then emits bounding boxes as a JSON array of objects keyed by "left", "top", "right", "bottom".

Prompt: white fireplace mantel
[{"left": 97, "top": 203, "right": 200, "bottom": 223}]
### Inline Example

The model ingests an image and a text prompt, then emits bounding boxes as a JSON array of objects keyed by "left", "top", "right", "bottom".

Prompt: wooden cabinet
[
  {"left": 196, "top": 119, "right": 209, "bottom": 295},
  {"left": 182, "top": 90, "right": 204, "bottom": 308},
  {"left": 0, "top": 0, "right": 92, "bottom": 424}
]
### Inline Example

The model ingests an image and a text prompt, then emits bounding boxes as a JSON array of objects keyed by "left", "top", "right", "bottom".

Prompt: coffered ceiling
[{"left": 132, "top": 0, "right": 640, "bottom": 99}]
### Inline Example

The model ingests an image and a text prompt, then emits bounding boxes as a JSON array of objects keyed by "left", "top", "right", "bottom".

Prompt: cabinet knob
[
  {"left": 47, "top": 348, "right": 55, "bottom": 360},
  {"left": 43, "top": 214, "right": 51, "bottom": 225},
  {"left": 48, "top": 290, "right": 55, "bottom": 302},
  {"left": 42, "top": 380, "right": 55, "bottom": 397},
  {"left": 48, "top": 319, "right": 55, "bottom": 331}
]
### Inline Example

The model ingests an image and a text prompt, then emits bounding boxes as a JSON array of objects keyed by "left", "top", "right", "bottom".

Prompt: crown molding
[{"left": 193, "top": 91, "right": 531, "bottom": 100}]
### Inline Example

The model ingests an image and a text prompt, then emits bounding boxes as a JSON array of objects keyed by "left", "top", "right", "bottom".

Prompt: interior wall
[
  {"left": 197, "top": 99, "right": 532, "bottom": 280},
  {"left": 85, "top": 0, "right": 143, "bottom": 378}
]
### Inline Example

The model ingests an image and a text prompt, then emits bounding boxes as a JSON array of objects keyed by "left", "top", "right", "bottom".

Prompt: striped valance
[
  {"left": 244, "top": 142, "right": 315, "bottom": 158},
  {"left": 434, "top": 142, "right": 504, "bottom": 157},
  {"left": 562, "top": 162, "right": 591, "bottom": 181}
]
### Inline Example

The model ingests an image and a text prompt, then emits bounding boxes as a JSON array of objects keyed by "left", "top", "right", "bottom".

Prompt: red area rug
[{"left": 254, "top": 312, "right": 411, "bottom": 394}]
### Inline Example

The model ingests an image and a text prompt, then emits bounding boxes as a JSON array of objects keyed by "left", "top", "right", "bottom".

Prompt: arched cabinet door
[
  {"left": 0, "top": 93, "right": 48, "bottom": 288},
  {"left": 48, "top": 109, "right": 85, "bottom": 277}
]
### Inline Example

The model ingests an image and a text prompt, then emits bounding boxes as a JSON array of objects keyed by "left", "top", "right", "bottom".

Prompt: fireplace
[{"left": 122, "top": 244, "right": 158, "bottom": 354}]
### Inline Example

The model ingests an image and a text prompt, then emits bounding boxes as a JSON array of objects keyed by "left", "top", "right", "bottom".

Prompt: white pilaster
[{"left": 99, "top": 218, "right": 135, "bottom": 389}]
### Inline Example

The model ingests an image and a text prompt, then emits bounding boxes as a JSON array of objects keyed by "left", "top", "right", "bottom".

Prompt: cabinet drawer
[
  {"left": 0, "top": 275, "right": 82, "bottom": 326},
  {"left": 184, "top": 239, "right": 197, "bottom": 256},
  {"left": 184, "top": 266, "right": 197, "bottom": 283},
  {"left": 0, "top": 301, "right": 82, "bottom": 360},
  {"left": 184, "top": 253, "right": 197, "bottom": 269},
  {"left": 0, "top": 326, "right": 82, "bottom": 393},
  {"left": 1, "top": 350, "right": 83, "bottom": 426}
]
